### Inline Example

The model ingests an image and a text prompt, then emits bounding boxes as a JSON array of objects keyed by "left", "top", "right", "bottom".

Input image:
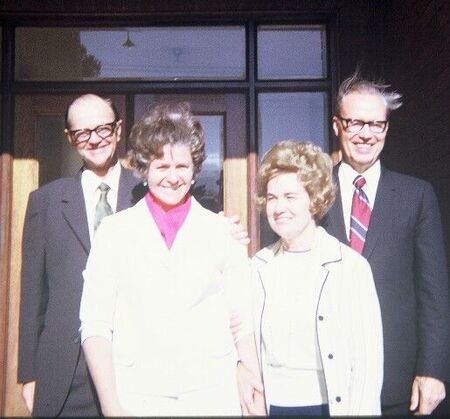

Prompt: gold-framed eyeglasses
[
  {"left": 337, "top": 116, "right": 388, "bottom": 134},
  {"left": 67, "top": 121, "right": 118, "bottom": 145}
]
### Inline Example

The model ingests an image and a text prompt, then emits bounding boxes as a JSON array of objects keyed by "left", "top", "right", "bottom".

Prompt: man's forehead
[
  {"left": 341, "top": 91, "right": 387, "bottom": 116},
  {"left": 68, "top": 98, "right": 115, "bottom": 128}
]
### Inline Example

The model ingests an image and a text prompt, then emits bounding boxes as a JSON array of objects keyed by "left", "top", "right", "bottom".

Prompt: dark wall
[
  {"left": 382, "top": 0, "right": 450, "bottom": 268},
  {"left": 0, "top": 0, "right": 383, "bottom": 18},
  {"left": 383, "top": 3, "right": 450, "bottom": 410}
]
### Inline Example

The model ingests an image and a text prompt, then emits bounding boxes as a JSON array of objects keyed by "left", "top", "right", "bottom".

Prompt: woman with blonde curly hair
[{"left": 248, "top": 140, "right": 383, "bottom": 416}]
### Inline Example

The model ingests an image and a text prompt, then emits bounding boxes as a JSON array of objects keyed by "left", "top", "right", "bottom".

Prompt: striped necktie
[
  {"left": 350, "top": 175, "right": 371, "bottom": 254},
  {"left": 94, "top": 182, "right": 113, "bottom": 232}
]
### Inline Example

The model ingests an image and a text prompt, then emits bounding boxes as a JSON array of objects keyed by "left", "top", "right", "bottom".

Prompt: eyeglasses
[
  {"left": 337, "top": 116, "right": 388, "bottom": 134},
  {"left": 67, "top": 121, "right": 118, "bottom": 145}
]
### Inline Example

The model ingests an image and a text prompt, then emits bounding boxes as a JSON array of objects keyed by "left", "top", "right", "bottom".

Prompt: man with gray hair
[{"left": 322, "top": 71, "right": 450, "bottom": 414}]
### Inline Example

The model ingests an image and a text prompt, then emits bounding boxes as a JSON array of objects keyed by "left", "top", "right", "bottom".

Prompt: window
[
  {"left": 257, "top": 25, "right": 327, "bottom": 80},
  {"left": 10, "top": 20, "right": 334, "bottom": 251},
  {"left": 15, "top": 27, "right": 246, "bottom": 81},
  {"left": 258, "top": 92, "right": 328, "bottom": 154}
]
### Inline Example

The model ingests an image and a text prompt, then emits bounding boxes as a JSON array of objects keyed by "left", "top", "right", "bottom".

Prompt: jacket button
[
  {"left": 318, "top": 315, "right": 324, "bottom": 321},
  {"left": 328, "top": 353, "right": 333, "bottom": 359},
  {"left": 73, "top": 334, "right": 81, "bottom": 344},
  {"left": 336, "top": 396, "right": 341, "bottom": 403}
]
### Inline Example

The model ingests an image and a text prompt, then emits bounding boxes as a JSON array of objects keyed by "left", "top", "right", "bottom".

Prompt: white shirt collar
[
  {"left": 339, "top": 160, "right": 381, "bottom": 190},
  {"left": 81, "top": 161, "right": 122, "bottom": 242},
  {"left": 81, "top": 160, "right": 122, "bottom": 194}
]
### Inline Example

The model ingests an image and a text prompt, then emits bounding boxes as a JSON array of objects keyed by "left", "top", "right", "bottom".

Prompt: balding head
[
  {"left": 65, "top": 94, "right": 119, "bottom": 130},
  {"left": 64, "top": 94, "right": 122, "bottom": 177}
]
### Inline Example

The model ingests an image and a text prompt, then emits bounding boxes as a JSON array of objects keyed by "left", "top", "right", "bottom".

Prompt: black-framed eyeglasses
[
  {"left": 337, "top": 116, "right": 388, "bottom": 134},
  {"left": 67, "top": 121, "right": 118, "bottom": 145}
]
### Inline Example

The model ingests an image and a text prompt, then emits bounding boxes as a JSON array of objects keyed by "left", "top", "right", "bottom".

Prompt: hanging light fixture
[{"left": 122, "top": 31, "right": 135, "bottom": 48}]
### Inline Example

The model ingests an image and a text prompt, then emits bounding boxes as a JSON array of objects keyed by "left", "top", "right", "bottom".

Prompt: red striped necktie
[{"left": 350, "top": 175, "right": 372, "bottom": 254}]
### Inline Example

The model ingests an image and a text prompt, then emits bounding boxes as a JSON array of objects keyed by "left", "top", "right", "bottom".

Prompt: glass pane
[
  {"left": 258, "top": 92, "right": 328, "bottom": 247},
  {"left": 15, "top": 27, "right": 246, "bottom": 81},
  {"left": 135, "top": 95, "right": 229, "bottom": 213},
  {"left": 258, "top": 92, "right": 328, "bottom": 153},
  {"left": 193, "top": 115, "right": 224, "bottom": 213},
  {"left": 257, "top": 25, "right": 326, "bottom": 80}
]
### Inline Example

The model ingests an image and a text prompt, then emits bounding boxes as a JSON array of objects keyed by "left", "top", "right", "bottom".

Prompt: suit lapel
[
  {"left": 323, "top": 165, "right": 348, "bottom": 244},
  {"left": 329, "top": 185, "right": 348, "bottom": 244},
  {"left": 61, "top": 171, "right": 90, "bottom": 254},
  {"left": 60, "top": 166, "right": 144, "bottom": 255},
  {"left": 363, "top": 167, "right": 396, "bottom": 259}
]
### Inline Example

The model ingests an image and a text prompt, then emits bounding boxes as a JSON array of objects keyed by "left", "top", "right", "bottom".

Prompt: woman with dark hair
[{"left": 79, "top": 103, "right": 262, "bottom": 416}]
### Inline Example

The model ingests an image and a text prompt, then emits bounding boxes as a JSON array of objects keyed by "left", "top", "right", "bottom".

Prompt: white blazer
[
  {"left": 80, "top": 197, "right": 252, "bottom": 398},
  {"left": 252, "top": 227, "right": 384, "bottom": 416}
]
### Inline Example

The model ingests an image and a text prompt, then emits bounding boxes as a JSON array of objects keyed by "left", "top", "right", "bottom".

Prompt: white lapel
[
  {"left": 168, "top": 197, "right": 206, "bottom": 255},
  {"left": 130, "top": 199, "right": 172, "bottom": 263}
]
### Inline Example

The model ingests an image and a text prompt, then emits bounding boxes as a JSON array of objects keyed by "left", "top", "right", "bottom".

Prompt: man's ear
[
  {"left": 332, "top": 116, "right": 339, "bottom": 137},
  {"left": 115, "top": 119, "right": 123, "bottom": 143},
  {"left": 64, "top": 129, "right": 74, "bottom": 146}
]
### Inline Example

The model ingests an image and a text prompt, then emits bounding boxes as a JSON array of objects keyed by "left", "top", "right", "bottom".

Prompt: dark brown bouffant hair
[{"left": 128, "top": 102, "right": 206, "bottom": 178}]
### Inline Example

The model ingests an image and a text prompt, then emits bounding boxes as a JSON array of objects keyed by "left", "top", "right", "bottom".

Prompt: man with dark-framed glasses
[
  {"left": 67, "top": 120, "right": 118, "bottom": 144},
  {"left": 335, "top": 116, "right": 388, "bottom": 135},
  {"left": 18, "top": 94, "right": 145, "bottom": 416},
  {"left": 321, "top": 71, "right": 450, "bottom": 415}
]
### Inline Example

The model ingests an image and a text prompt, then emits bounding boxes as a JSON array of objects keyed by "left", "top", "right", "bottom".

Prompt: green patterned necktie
[{"left": 94, "top": 182, "right": 113, "bottom": 232}]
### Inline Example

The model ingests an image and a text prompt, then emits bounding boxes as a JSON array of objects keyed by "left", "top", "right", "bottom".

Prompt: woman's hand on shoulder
[{"left": 219, "top": 212, "right": 250, "bottom": 246}]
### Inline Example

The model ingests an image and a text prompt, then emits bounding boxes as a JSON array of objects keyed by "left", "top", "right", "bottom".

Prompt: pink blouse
[{"left": 144, "top": 191, "right": 192, "bottom": 249}]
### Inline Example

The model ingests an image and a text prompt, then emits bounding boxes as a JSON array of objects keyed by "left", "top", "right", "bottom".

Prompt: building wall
[
  {"left": 2, "top": 0, "right": 450, "bottom": 415},
  {"left": 382, "top": 0, "right": 450, "bottom": 266},
  {"left": 383, "top": 3, "right": 450, "bottom": 411}
]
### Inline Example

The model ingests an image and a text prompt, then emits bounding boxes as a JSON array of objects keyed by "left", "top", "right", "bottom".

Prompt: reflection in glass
[
  {"left": 15, "top": 27, "right": 246, "bottom": 81},
  {"left": 192, "top": 115, "right": 224, "bottom": 213},
  {"left": 258, "top": 92, "right": 328, "bottom": 247},
  {"left": 259, "top": 92, "right": 328, "bottom": 153},
  {"left": 257, "top": 25, "right": 326, "bottom": 80}
]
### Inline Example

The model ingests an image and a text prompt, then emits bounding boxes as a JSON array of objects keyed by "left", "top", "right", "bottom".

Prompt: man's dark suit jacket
[
  {"left": 18, "top": 166, "right": 145, "bottom": 417},
  {"left": 321, "top": 164, "right": 450, "bottom": 406}
]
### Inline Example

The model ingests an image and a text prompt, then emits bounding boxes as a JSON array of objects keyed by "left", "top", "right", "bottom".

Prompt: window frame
[{"left": 1, "top": 13, "right": 338, "bottom": 253}]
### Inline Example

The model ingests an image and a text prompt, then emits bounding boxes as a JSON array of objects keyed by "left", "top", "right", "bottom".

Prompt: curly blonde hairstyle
[
  {"left": 128, "top": 102, "right": 206, "bottom": 178},
  {"left": 256, "top": 141, "right": 336, "bottom": 221}
]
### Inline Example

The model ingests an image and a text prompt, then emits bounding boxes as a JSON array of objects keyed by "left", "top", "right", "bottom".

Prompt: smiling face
[
  {"left": 65, "top": 95, "right": 121, "bottom": 177},
  {"left": 266, "top": 172, "right": 316, "bottom": 249},
  {"left": 333, "top": 91, "right": 388, "bottom": 174},
  {"left": 146, "top": 143, "right": 194, "bottom": 211}
]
